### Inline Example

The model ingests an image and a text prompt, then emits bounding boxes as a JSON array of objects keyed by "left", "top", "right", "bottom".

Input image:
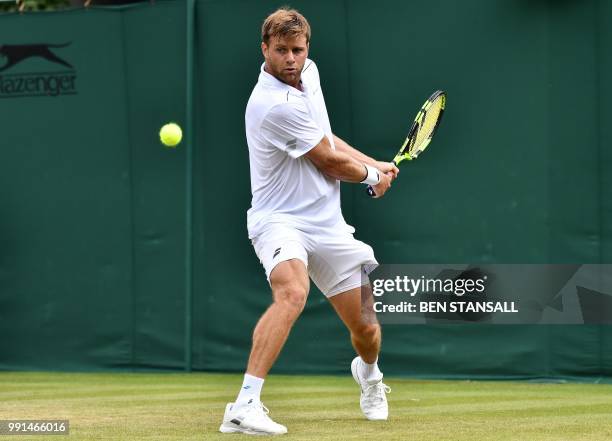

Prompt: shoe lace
[
  {"left": 244, "top": 401, "right": 272, "bottom": 420},
  {"left": 363, "top": 382, "right": 391, "bottom": 407}
]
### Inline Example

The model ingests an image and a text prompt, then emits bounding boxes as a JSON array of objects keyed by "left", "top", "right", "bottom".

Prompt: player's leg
[
  {"left": 220, "top": 229, "right": 309, "bottom": 435},
  {"left": 327, "top": 276, "right": 390, "bottom": 421},
  {"left": 328, "top": 281, "right": 381, "bottom": 364},
  {"left": 247, "top": 258, "right": 309, "bottom": 377},
  {"left": 309, "top": 232, "right": 381, "bottom": 364},
  {"left": 308, "top": 231, "right": 389, "bottom": 421}
]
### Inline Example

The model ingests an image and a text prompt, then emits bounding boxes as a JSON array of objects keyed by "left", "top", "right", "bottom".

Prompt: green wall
[
  {"left": 0, "top": 2, "right": 186, "bottom": 369},
  {"left": 0, "top": 0, "right": 610, "bottom": 379}
]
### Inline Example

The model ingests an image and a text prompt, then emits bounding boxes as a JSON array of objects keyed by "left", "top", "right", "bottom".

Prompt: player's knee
[
  {"left": 354, "top": 323, "right": 380, "bottom": 342},
  {"left": 273, "top": 284, "right": 307, "bottom": 315}
]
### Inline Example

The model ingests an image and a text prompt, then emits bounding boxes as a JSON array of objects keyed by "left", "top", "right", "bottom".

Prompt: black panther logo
[{"left": 0, "top": 43, "right": 73, "bottom": 72}]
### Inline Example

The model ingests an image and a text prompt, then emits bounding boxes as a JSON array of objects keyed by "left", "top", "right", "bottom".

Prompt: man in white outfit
[{"left": 219, "top": 7, "right": 398, "bottom": 436}]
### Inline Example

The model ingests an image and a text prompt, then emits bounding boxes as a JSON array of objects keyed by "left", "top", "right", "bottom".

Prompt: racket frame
[
  {"left": 367, "top": 90, "right": 446, "bottom": 197},
  {"left": 392, "top": 90, "right": 446, "bottom": 165}
]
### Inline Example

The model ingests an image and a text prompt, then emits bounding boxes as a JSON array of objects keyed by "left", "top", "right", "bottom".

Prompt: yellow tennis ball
[{"left": 159, "top": 122, "right": 182, "bottom": 147}]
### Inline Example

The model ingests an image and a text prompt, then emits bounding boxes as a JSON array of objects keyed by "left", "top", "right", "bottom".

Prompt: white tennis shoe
[
  {"left": 219, "top": 400, "right": 287, "bottom": 435},
  {"left": 351, "top": 356, "right": 391, "bottom": 421}
]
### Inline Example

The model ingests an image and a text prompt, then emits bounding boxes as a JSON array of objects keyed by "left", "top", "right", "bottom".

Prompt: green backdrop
[{"left": 0, "top": 0, "right": 610, "bottom": 379}]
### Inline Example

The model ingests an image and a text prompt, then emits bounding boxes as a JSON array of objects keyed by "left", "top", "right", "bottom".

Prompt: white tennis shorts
[{"left": 252, "top": 223, "right": 378, "bottom": 297}]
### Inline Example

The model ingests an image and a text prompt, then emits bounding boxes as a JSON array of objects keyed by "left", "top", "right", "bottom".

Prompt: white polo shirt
[{"left": 245, "top": 59, "right": 349, "bottom": 239}]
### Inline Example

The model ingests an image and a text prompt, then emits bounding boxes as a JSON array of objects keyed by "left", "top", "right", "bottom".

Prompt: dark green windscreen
[{"left": 0, "top": 0, "right": 610, "bottom": 379}]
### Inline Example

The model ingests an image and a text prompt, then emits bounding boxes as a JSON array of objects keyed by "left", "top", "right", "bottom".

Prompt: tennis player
[{"left": 219, "top": 7, "right": 398, "bottom": 435}]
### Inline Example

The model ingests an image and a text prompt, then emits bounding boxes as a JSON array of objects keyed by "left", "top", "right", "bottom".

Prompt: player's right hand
[
  {"left": 376, "top": 161, "right": 399, "bottom": 180},
  {"left": 371, "top": 171, "right": 392, "bottom": 198}
]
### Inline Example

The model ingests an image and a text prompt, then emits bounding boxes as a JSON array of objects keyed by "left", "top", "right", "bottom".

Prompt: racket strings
[{"left": 410, "top": 97, "right": 444, "bottom": 155}]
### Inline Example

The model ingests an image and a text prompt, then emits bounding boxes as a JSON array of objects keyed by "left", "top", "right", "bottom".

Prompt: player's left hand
[{"left": 376, "top": 162, "right": 399, "bottom": 180}]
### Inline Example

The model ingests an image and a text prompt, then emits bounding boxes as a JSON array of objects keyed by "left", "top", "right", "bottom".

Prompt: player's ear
[{"left": 261, "top": 42, "right": 268, "bottom": 58}]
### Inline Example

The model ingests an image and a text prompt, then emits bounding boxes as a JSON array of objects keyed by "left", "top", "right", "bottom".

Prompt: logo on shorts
[{"left": 273, "top": 247, "right": 281, "bottom": 259}]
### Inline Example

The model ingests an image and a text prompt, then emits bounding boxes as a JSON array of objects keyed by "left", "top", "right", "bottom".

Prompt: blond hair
[{"left": 261, "top": 7, "right": 311, "bottom": 44}]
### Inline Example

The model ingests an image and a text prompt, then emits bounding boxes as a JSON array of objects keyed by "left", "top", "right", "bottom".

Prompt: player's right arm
[
  {"left": 260, "top": 101, "right": 391, "bottom": 198},
  {"left": 305, "top": 136, "right": 392, "bottom": 198}
]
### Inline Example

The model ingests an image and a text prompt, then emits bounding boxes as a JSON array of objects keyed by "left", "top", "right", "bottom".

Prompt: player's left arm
[{"left": 333, "top": 134, "right": 399, "bottom": 179}]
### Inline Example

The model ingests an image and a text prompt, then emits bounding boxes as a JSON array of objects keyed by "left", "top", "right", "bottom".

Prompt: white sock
[
  {"left": 235, "top": 373, "right": 264, "bottom": 407},
  {"left": 360, "top": 357, "right": 383, "bottom": 383}
]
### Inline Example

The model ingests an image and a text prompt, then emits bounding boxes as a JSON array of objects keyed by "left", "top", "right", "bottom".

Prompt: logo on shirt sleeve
[
  {"left": 285, "top": 139, "right": 297, "bottom": 151},
  {"left": 273, "top": 247, "right": 282, "bottom": 259}
]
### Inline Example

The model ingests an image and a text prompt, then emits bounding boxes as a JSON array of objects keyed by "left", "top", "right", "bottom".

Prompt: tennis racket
[{"left": 368, "top": 90, "right": 446, "bottom": 196}]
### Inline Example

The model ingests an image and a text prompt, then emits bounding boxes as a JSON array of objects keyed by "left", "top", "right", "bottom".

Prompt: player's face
[{"left": 262, "top": 35, "right": 309, "bottom": 89}]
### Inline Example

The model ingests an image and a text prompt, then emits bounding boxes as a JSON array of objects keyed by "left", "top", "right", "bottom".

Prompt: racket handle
[{"left": 366, "top": 185, "right": 376, "bottom": 197}]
